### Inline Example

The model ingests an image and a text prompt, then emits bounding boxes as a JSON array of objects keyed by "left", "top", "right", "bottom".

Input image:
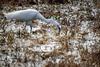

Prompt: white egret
[{"left": 2, "top": 9, "right": 61, "bottom": 32}]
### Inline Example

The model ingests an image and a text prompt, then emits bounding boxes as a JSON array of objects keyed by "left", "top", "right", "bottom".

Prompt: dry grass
[{"left": 0, "top": 1, "right": 100, "bottom": 67}]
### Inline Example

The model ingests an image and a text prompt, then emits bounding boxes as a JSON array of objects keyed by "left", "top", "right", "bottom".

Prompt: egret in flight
[{"left": 2, "top": 9, "right": 61, "bottom": 33}]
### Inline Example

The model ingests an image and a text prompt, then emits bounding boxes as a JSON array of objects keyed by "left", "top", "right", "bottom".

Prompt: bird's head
[{"left": 47, "top": 18, "right": 61, "bottom": 33}]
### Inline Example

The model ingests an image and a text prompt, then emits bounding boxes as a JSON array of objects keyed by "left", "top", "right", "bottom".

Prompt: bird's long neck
[{"left": 35, "top": 12, "right": 49, "bottom": 24}]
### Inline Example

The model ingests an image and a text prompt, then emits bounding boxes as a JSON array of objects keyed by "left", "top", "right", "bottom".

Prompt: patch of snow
[
  {"left": 69, "top": 39, "right": 79, "bottom": 46},
  {"left": 67, "top": 48, "right": 81, "bottom": 64},
  {"left": 47, "top": 55, "right": 64, "bottom": 64},
  {"left": 31, "top": 33, "right": 43, "bottom": 39},
  {"left": 5, "top": 23, "right": 24, "bottom": 32},
  {"left": 0, "top": 29, "right": 3, "bottom": 32},
  {"left": 29, "top": 42, "right": 61, "bottom": 52},
  {"left": 71, "top": 6, "right": 79, "bottom": 12},
  {"left": 80, "top": 21, "right": 90, "bottom": 32},
  {"left": 84, "top": 32, "right": 97, "bottom": 41},
  {"left": 67, "top": 20, "right": 100, "bottom": 63},
  {"left": 15, "top": 38, "right": 31, "bottom": 47}
]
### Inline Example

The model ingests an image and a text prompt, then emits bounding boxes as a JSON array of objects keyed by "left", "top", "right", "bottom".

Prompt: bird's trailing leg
[{"left": 25, "top": 21, "right": 35, "bottom": 33}]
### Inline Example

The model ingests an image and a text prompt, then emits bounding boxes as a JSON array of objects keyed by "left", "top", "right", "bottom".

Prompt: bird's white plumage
[
  {"left": 4, "top": 9, "right": 61, "bottom": 32},
  {"left": 5, "top": 9, "right": 38, "bottom": 21}
]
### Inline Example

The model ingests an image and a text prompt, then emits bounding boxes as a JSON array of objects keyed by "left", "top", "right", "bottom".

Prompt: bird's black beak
[{"left": 57, "top": 25, "right": 61, "bottom": 34}]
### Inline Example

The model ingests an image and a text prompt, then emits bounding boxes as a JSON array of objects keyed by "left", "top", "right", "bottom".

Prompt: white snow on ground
[
  {"left": 66, "top": 20, "right": 100, "bottom": 64},
  {"left": 80, "top": 21, "right": 100, "bottom": 52},
  {"left": 1, "top": 4, "right": 100, "bottom": 66},
  {"left": 5, "top": 20, "right": 41, "bottom": 33},
  {"left": 4, "top": 16, "right": 100, "bottom": 65},
  {"left": 5, "top": 22, "right": 25, "bottom": 32},
  {"left": 71, "top": 6, "right": 80, "bottom": 12},
  {"left": 80, "top": 21, "right": 90, "bottom": 32},
  {"left": 15, "top": 38, "right": 31, "bottom": 47},
  {"left": 5, "top": 20, "right": 62, "bottom": 52},
  {"left": 29, "top": 42, "right": 61, "bottom": 52}
]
